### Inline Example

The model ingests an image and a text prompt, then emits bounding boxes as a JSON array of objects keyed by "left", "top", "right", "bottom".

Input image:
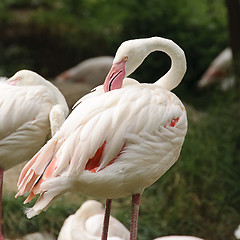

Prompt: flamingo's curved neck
[
  {"left": 104, "top": 37, "right": 186, "bottom": 92},
  {"left": 139, "top": 37, "right": 187, "bottom": 91}
]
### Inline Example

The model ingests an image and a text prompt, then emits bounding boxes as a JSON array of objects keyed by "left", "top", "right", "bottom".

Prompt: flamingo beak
[
  {"left": 103, "top": 59, "right": 126, "bottom": 92},
  {"left": 8, "top": 77, "right": 19, "bottom": 86}
]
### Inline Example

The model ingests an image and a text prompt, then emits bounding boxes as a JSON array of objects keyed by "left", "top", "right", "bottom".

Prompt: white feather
[{"left": 0, "top": 70, "right": 68, "bottom": 170}]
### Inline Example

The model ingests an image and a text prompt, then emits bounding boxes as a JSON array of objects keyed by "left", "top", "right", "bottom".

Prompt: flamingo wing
[
  {"left": 0, "top": 84, "right": 56, "bottom": 169},
  {"left": 16, "top": 84, "right": 187, "bottom": 217}
]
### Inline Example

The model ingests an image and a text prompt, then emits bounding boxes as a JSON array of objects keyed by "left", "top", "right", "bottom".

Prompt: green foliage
[
  {"left": 0, "top": 0, "right": 228, "bottom": 84},
  {"left": 116, "top": 0, "right": 228, "bottom": 86},
  {"left": 2, "top": 194, "right": 80, "bottom": 238}
]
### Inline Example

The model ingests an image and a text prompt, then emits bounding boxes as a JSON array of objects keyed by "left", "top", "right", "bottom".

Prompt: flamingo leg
[
  {"left": 0, "top": 168, "right": 4, "bottom": 240},
  {"left": 130, "top": 193, "right": 141, "bottom": 240},
  {"left": 101, "top": 199, "right": 112, "bottom": 240}
]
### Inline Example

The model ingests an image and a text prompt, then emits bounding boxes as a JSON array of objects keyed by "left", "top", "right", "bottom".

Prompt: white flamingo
[
  {"left": 56, "top": 56, "right": 114, "bottom": 88},
  {"left": 58, "top": 200, "right": 204, "bottom": 240},
  {"left": 197, "top": 47, "right": 234, "bottom": 90},
  {"left": 58, "top": 200, "right": 130, "bottom": 240},
  {"left": 154, "top": 236, "right": 203, "bottom": 240},
  {"left": 16, "top": 36, "right": 188, "bottom": 240},
  {"left": 235, "top": 225, "right": 240, "bottom": 239},
  {"left": 0, "top": 70, "right": 69, "bottom": 239}
]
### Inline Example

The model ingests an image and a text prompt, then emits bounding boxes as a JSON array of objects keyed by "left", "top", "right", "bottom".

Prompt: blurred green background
[
  {"left": 0, "top": 0, "right": 228, "bottom": 85},
  {"left": 1, "top": 0, "right": 240, "bottom": 240}
]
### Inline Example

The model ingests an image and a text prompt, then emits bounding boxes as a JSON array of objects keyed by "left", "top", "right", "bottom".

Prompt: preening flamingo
[
  {"left": 58, "top": 200, "right": 130, "bottom": 240},
  {"left": 0, "top": 70, "right": 69, "bottom": 239},
  {"left": 16, "top": 37, "right": 188, "bottom": 240}
]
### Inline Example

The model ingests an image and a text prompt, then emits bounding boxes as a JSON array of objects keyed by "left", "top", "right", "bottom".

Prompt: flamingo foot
[
  {"left": 130, "top": 194, "right": 141, "bottom": 240},
  {"left": 101, "top": 199, "right": 112, "bottom": 240}
]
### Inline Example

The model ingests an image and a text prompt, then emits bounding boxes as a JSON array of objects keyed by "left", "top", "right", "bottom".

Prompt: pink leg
[
  {"left": 130, "top": 194, "right": 141, "bottom": 240},
  {"left": 0, "top": 168, "right": 4, "bottom": 240},
  {"left": 101, "top": 199, "right": 112, "bottom": 240}
]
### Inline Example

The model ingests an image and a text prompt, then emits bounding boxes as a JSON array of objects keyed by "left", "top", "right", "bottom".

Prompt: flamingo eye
[{"left": 123, "top": 56, "right": 128, "bottom": 62}]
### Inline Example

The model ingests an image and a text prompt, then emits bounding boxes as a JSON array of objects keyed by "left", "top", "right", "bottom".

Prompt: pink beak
[
  {"left": 8, "top": 78, "right": 19, "bottom": 86},
  {"left": 103, "top": 59, "right": 126, "bottom": 92}
]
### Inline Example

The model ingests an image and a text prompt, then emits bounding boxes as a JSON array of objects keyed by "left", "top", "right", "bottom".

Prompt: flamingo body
[
  {"left": 58, "top": 200, "right": 204, "bottom": 240},
  {"left": 198, "top": 48, "right": 234, "bottom": 90},
  {"left": 16, "top": 78, "right": 187, "bottom": 217},
  {"left": 154, "top": 236, "right": 203, "bottom": 240},
  {"left": 56, "top": 56, "right": 114, "bottom": 88},
  {"left": 0, "top": 70, "right": 69, "bottom": 170},
  {"left": 0, "top": 70, "right": 68, "bottom": 239},
  {"left": 58, "top": 200, "right": 130, "bottom": 240},
  {"left": 16, "top": 80, "right": 187, "bottom": 218}
]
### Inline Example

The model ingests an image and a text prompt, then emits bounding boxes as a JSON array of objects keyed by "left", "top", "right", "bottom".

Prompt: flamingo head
[
  {"left": 8, "top": 70, "right": 45, "bottom": 86},
  {"left": 104, "top": 38, "right": 150, "bottom": 92},
  {"left": 103, "top": 56, "right": 128, "bottom": 92}
]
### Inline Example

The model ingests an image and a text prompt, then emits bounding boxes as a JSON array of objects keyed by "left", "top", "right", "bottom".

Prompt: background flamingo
[
  {"left": 56, "top": 56, "right": 114, "bottom": 88},
  {"left": 197, "top": 47, "right": 234, "bottom": 90},
  {"left": 153, "top": 236, "right": 203, "bottom": 240},
  {"left": 0, "top": 70, "right": 69, "bottom": 239},
  {"left": 16, "top": 36, "right": 187, "bottom": 240},
  {"left": 235, "top": 225, "right": 240, "bottom": 239},
  {"left": 58, "top": 200, "right": 130, "bottom": 240},
  {"left": 58, "top": 200, "right": 205, "bottom": 240}
]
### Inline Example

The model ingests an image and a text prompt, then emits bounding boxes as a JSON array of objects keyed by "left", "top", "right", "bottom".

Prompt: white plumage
[
  {"left": 17, "top": 80, "right": 186, "bottom": 215},
  {"left": 58, "top": 200, "right": 130, "bottom": 240},
  {"left": 16, "top": 37, "right": 187, "bottom": 240},
  {"left": 58, "top": 201, "right": 204, "bottom": 240},
  {"left": 197, "top": 48, "right": 234, "bottom": 90},
  {"left": 0, "top": 69, "right": 68, "bottom": 239},
  {"left": 0, "top": 70, "right": 69, "bottom": 170},
  {"left": 154, "top": 236, "right": 203, "bottom": 240},
  {"left": 235, "top": 225, "right": 240, "bottom": 239}
]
